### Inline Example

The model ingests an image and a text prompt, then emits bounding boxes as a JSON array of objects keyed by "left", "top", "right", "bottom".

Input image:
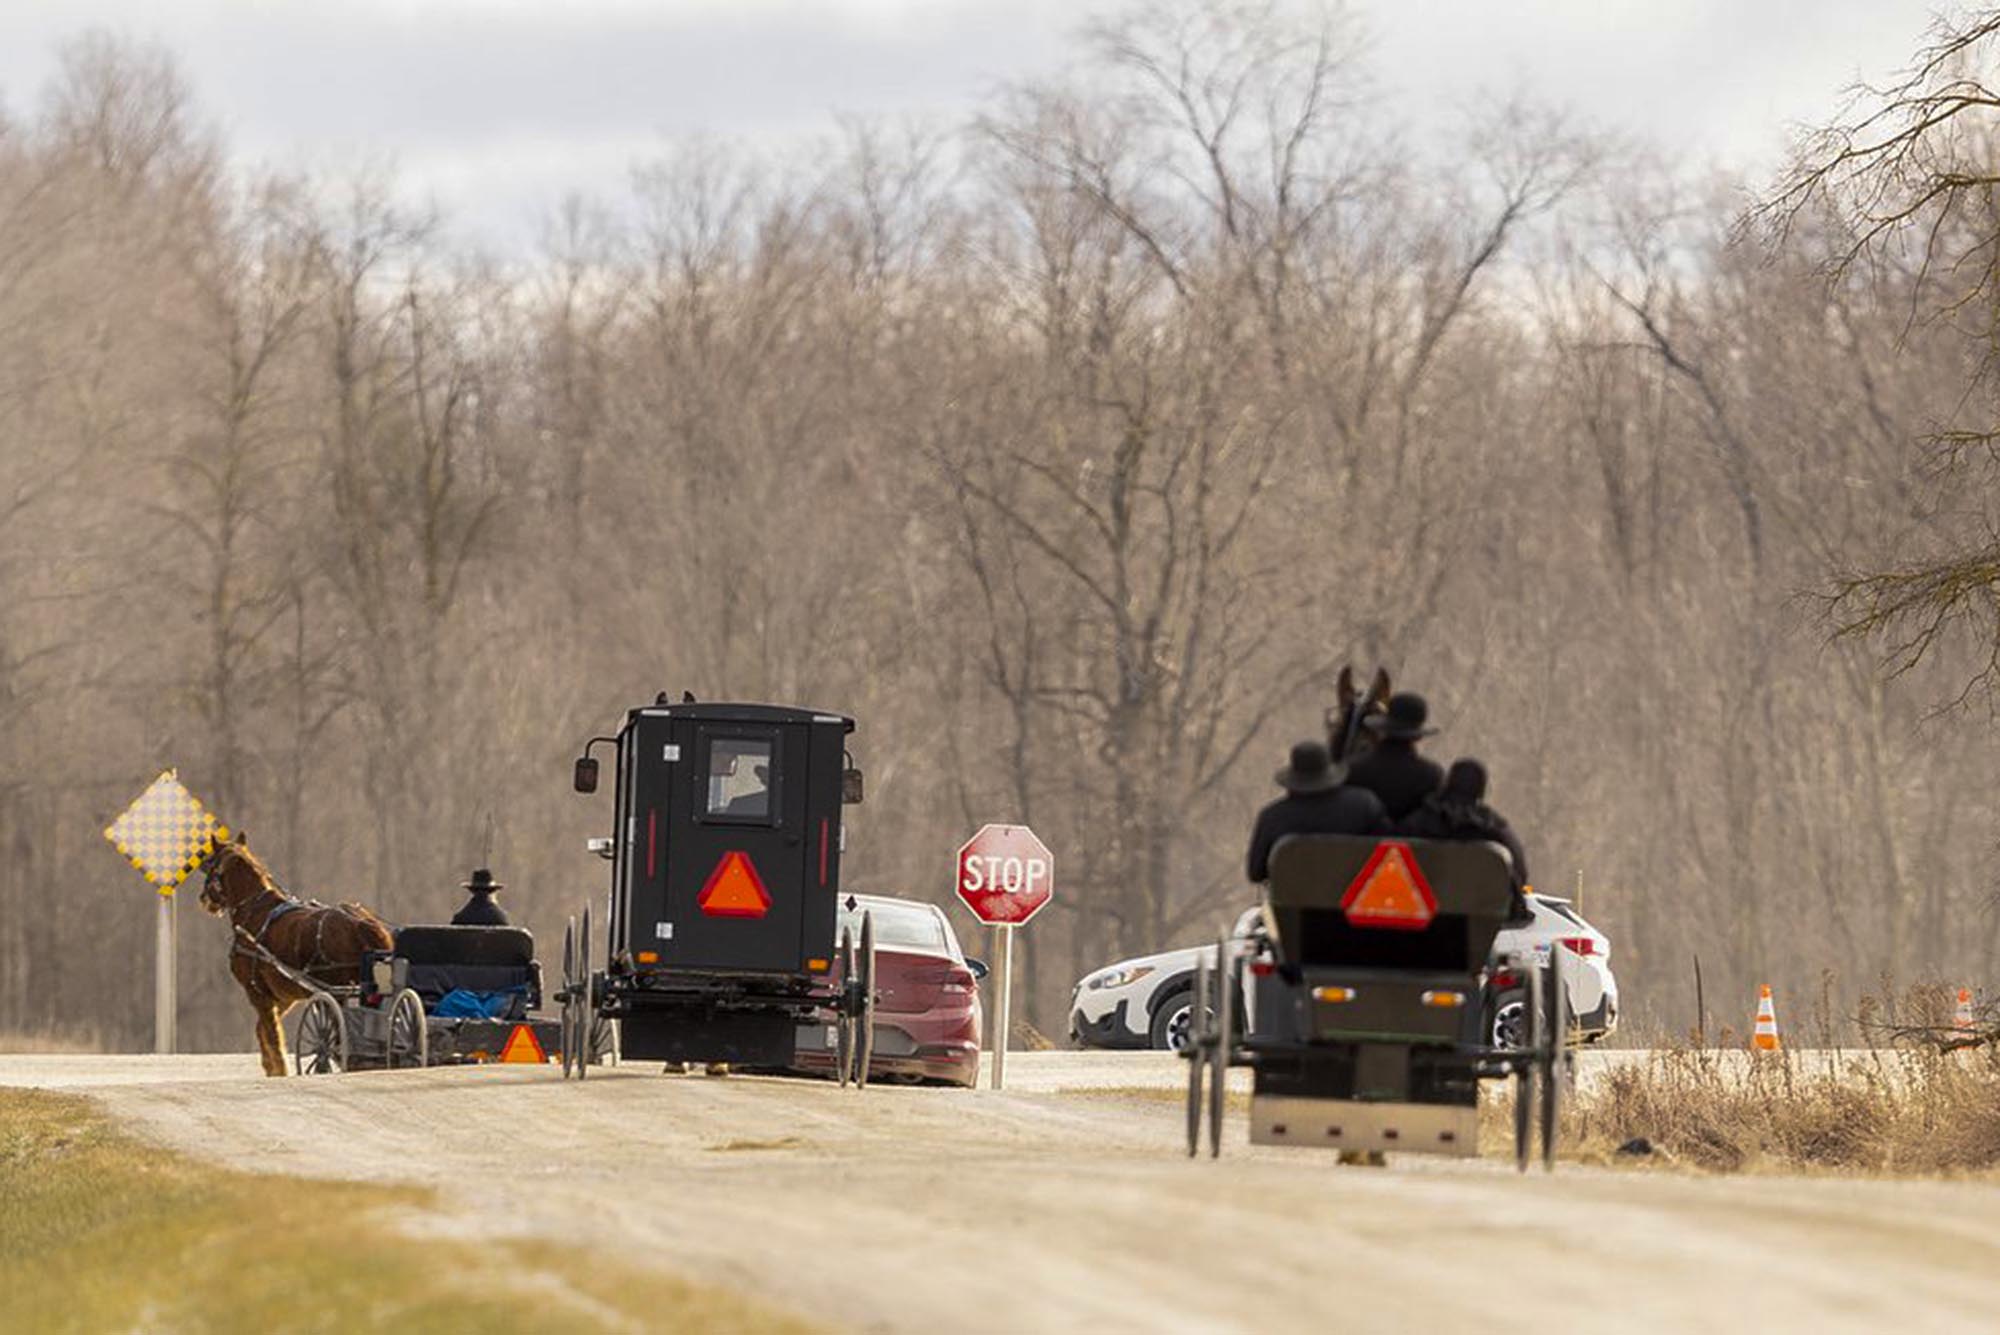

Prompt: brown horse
[
  {"left": 1327, "top": 666, "right": 1393, "bottom": 767},
  {"left": 196, "top": 834, "right": 394, "bottom": 1076}
]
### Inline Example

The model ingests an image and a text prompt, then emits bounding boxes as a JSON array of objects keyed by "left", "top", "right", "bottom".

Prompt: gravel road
[{"left": 7, "top": 1051, "right": 1999, "bottom": 1333}]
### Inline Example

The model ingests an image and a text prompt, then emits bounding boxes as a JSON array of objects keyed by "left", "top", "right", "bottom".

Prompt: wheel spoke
[{"left": 855, "top": 912, "right": 876, "bottom": 1089}]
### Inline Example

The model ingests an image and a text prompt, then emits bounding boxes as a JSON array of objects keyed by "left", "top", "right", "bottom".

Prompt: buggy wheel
[
  {"left": 835, "top": 926, "right": 856, "bottom": 1088},
  {"left": 576, "top": 903, "right": 594, "bottom": 1081},
  {"left": 1185, "top": 952, "right": 1211, "bottom": 1157},
  {"left": 1208, "top": 937, "right": 1232, "bottom": 1159},
  {"left": 386, "top": 988, "right": 428, "bottom": 1069},
  {"left": 852, "top": 911, "right": 878, "bottom": 1089},
  {"left": 1540, "top": 952, "right": 1567, "bottom": 1171},
  {"left": 1516, "top": 963, "right": 1545, "bottom": 1173},
  {"left": 560, "top": 916, "right": 580, "bottom": 1079},
  {"left": 295, "top": 994, "right": 348, "bottom": 1076}
]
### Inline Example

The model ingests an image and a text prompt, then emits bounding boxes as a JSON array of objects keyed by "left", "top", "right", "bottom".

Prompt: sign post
[
  {"left": 104, "top": 770, "right": 230, "bottom": 1056},
  {"left": 954, "top": 823, "right": 1054, "bottom": 1091},
  {"left": 155, "top": 888, "right": 177, "bottom": 1054},
  {"left": 992, "top": 923, "right": 1013, "bottom": 1089}
]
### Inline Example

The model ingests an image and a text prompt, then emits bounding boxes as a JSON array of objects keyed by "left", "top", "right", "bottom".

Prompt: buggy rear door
[{"left": 650, "top": 717, "right": 812, "bottom": 974}]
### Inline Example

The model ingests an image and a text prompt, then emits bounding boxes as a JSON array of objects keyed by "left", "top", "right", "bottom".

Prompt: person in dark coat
[
  {"left": 1344, "top": 692, "right": 1445, "bottom": 822},
  {"left": 1398, "top": 759, "right": 1530, "bottom": 887},
  {"left": 723, "top": 764, "right": 771, "bottom": 818},
  {"left": 1246, "top": 740, "right": 1391, "bottom": 883},
  {"left": 452, "top": 868, "right": 511, "bottom": 926}
]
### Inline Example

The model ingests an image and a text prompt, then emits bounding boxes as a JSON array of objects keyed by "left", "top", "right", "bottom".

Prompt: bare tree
[{"left": 1763, "top": 9, "right": 2000, "bottom": 702}]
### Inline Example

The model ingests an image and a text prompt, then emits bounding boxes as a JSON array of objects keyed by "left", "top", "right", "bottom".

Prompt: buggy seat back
[
  {"left": 390, "top": 925, "right": 540, "bottom": 1012},
  {"left": 1264, "top": 836, "right": 1515, "bottom": 980}
]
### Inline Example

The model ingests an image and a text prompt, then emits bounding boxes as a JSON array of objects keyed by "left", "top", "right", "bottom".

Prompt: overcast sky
[{"left": 0, "top": 0, "right": 1952, "bottom": 250}]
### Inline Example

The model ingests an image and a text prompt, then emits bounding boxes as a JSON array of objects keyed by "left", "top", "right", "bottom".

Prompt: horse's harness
[{"left": 203, "top": 848, "right": 357, "bottom": 982}]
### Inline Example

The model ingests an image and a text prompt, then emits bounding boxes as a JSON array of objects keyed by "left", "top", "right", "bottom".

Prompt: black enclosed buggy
[{"left": 564, "top": 699, "right": 878, "bottom": 1083}]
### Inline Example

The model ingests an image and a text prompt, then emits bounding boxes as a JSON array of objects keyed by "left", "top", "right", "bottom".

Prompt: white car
[
  {"left": 1069, "top": 894, "right": 1617, "bottom": 1052},
  {"left": 1486, "top": 892, "right": 1617, "bottom": 1047},
  {"left": 1069, "top": 907, "right": 1263, "bottom": 1053}
]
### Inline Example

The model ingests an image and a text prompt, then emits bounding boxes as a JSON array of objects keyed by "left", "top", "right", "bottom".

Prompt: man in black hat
[
  {"left": 1398, "top": 758, "right": 1530, "bottom": 889},
  {"left": 452, "top": 868, "right": 511, "bottom": 927},
  {"left": 1344, "top": 692, "right": 1446, "bottom": 822},
  {"left": 1246, "top": 740, "right": 1391, "bottom": 883}
]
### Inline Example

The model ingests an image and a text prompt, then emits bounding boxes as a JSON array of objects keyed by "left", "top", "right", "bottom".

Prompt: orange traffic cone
[
  {"left": 1752, "top": 985, "right": 1781, "bottom": 1051},
  {"left": 1954, "top": 988, "right": 1976, "bottom": 1035}
]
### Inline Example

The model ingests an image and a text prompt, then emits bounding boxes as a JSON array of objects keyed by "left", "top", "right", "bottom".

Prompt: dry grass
[
  {"left": 0, "top": 1028, "right": 106, "bottom": 1055},
  {"left": 705, "top": 1136, "right": 806, "bottom": 1153},
  {"left": 1057, "top": 1083, "right": 1252, "bottom": 1114},
  {"left": 0, "top": 1089, "right": 822, "bottom": 1334},
  {"left": 1555, "top": 1042, "right": 2000, "bottom": 1175}
]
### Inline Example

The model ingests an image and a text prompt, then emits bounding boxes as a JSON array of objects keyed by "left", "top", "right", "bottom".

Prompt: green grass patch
[{"left": 0, "top": 1089, "right": 822, "bottom": 1334}]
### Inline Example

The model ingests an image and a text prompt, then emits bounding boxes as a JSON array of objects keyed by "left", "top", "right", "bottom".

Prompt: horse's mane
[{"left": 221, "top": 840, "right": 279, "bottom": 892}]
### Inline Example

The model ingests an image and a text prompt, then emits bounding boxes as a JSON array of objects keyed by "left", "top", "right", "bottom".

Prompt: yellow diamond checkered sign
[{"left": 103, "top": 770, "right": 231, "bottom": 896}]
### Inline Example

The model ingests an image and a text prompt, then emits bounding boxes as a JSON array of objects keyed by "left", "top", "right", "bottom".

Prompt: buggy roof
[{"left": 624, "top": 701, "right": 855, "bottom": 732}]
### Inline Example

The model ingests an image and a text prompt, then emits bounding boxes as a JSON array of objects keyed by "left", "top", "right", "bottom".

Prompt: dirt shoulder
[{"left": 9, "top": 1053, "right": 1999, "bottom": 1333}]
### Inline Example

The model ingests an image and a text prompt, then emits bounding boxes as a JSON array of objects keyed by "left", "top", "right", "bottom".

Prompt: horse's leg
[
  {"left": 266, "top": 982, "right": 302, "bottom": 1074},
  {"left": 230, "top": 956, "right": 282, "bottom": 1076},
  {"left": 250, "top": 983, "right": 287, "bottom": 1077}
]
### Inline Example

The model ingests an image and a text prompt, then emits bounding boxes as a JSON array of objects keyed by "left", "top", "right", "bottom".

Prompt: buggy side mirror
[
  {"left": 573, "top": 756, "right": 599, "bottom": 794},
  {"left": 964, "top": 957, "right": 989, "bottom": 981},
  {"left": 841, "top": 767, "right": 864, "bottom": 805}
]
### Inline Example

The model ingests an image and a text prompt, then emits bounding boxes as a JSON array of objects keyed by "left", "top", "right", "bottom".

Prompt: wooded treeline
[{"left": 1, "top": 8, "right": 1992, "bottom": 1050}]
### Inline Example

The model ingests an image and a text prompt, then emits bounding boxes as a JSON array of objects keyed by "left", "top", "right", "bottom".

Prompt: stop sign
[{"left": 955, "top": 823, "right": 1054, "bottom": 925}]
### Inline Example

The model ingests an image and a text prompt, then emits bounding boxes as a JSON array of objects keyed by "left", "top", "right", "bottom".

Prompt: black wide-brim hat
[
  {"left": 462, "top": 867, "right": 504, "bottom": 892},
  {"left": 1275, "top": 740, "right": 1343, "bottom": 794},
  {"left": 1364, "top": 692, "right": 1438, "bottom": 741}
]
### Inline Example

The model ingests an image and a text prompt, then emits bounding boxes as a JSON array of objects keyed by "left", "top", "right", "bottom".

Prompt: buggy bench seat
[
  {"left": 387, "top": 925, "right": 542, "bottom": 1012},
  {"left": 1264, "top": 835, "right": 1518, "bottom": 975},
  {"left": 1262, "top": 836, "right": 1518, "bottom": 1049}
]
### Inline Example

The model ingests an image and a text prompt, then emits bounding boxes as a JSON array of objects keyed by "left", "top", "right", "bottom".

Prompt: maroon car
[{"left": 795, "top": 893, "right": 985, "bottom": 1087}]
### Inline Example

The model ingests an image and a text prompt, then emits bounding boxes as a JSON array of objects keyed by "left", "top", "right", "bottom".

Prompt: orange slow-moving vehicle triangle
[
  {"left": 1340, "top": 842, "right": 1437, "bottom": 931},
  {"left": 697, "top": 850, "right": 772, "bottom": 918},
  {"left": 499, "top": 1023, "right": 547, "bottom": 1064}
]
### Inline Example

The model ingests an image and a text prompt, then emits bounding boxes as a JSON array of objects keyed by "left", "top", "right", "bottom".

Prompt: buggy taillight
[
  {"left": 1558, "top": 936, "right": 1597, "bottom": 956},
  {"left": 1249, "top": 961, "right": 1275, "bottom": 977}
]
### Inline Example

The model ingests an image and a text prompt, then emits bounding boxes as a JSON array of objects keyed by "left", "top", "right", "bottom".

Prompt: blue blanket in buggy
[{"left": 432, "top": 986, "right": 526, "bottom": 1019}]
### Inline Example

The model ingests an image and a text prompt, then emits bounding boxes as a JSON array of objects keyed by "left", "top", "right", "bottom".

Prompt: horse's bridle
[
  {"left": 199, "top": 844, "right": 286, "bottom": 928},
  {"left": 197, "top": 843, "right": 230, "bottom": 911}
]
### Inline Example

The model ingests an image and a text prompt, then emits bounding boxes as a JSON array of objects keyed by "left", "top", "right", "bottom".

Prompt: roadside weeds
[{"left": 1550, "top": 1040, "right": 2000, "bottom": 1176}]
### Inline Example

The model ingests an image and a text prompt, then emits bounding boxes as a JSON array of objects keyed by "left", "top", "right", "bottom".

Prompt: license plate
[{"left": 825, "top": 1024, "right": 839, "bottom": 1049}]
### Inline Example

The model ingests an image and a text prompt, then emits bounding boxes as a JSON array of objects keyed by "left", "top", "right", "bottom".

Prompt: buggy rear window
[{"left": 704, "top": 736, "right": 774, "bottom": 821}]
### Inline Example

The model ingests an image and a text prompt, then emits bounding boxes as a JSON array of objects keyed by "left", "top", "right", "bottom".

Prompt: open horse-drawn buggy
[
  {"left": 1184, "top": 833, "right": 1569, "bottom": 1168},
  {"left": 1180, "top": 666, "right": 1569, "bottom": 1168},
  {"left": 199, "top": 838, "right": 601, "bottom": 1075},
  {"left": 288, "top": 923, "right": 594, "bottom": 1075},
  {"left": 562, "top": 698, "right": 880, "bottom": 1084}
]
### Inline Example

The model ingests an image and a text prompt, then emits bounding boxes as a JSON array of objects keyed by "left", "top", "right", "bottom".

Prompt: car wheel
[
  {"left": 1150, "top": 987, "right": 1200, "bottom": 1051},
  {"left": 1490, "top": 990, "right": 1528, "bottom": 1049}
]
